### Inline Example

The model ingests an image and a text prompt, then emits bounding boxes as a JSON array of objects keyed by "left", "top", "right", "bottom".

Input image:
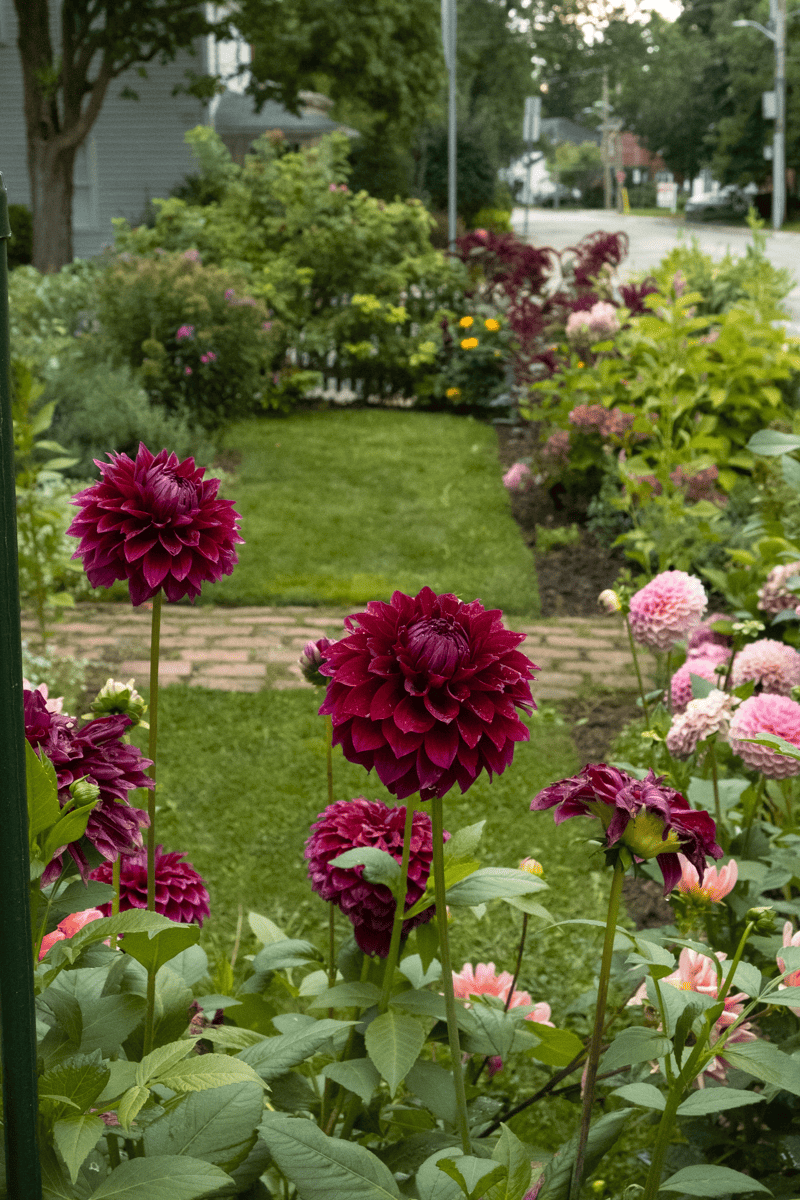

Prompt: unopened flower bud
[
  {"left": 731, "top": 619, "right": 765, "bottom": 638},
  {"left": 746, "top": 906, "right": 776, "bottom": 933},
  {"left": 598, "top": 589, "right": 622, "bottom": 614},
  {"left": 520, "top": 856, "right": 544, "bottom": 877},
  {"left": 87, "top": 678, "right": 148, "bottom": 727},
  {"left": 299, "top": 638, "right": 332, "bottom": 686},
  {"left": 69, "top": 777, "right": 100, "bottom": 807}
]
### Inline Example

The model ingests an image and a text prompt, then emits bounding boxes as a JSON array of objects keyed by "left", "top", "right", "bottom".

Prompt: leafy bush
[
  {"left": 8, "top": 203, "right": 33, "bottom": 268},
  {"left": 418, "top": 305, "right": 516, "bottom": 412},
  {"left": 469, "top": 207, "right": 513, "bottom": 234}
]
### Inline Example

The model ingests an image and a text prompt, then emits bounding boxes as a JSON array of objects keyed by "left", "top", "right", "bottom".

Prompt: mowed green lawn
[{"left": 201, "top": 408, "right": 538, "bottom": 615}]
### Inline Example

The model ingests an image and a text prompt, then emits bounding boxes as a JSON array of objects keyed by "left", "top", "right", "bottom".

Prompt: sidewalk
[{"left": 24, "top": 603, "right": 654, "bottom": 701}]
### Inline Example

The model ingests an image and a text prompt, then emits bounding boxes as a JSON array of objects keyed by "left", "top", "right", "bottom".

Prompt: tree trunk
[{"left": 28, "top": 138, "right": 77, "bottom": 274}]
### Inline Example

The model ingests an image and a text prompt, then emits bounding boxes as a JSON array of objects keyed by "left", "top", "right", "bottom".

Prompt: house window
[{"left": 73, "top": 136, "right": 99, "bottom": 231}]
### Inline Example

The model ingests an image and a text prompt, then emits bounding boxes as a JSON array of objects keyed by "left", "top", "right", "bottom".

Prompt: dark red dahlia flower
[
  {"left": 24, "top": 688, "right": 152, "bottom": 883},
  {"left": 67, "top": 443, "right": 244, "bottom": 606},
  {"left": 305, "top": 798, "right": 441, "bottom": 957},
  {"left": 319, "top": 588, "right": 537, "bottom": 800},
  {"left": 90, "top": 845, "right": 210, "bottom": 926},
  {"left": 531, "top": 763, "right": 721, "bottom": 894}
]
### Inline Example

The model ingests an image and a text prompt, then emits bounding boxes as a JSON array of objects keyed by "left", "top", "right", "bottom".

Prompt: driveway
[{"left": 511, "top": 207, "right": 800, "bottom": 336}]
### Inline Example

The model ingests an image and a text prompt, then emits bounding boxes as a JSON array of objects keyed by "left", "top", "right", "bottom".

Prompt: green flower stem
[
  {"left": 146, "top": 590, "right": 162, "bottom": 912},
  {"left": 112, "top": 856, "right": 122, "bottom": 954},
  {"left": 624, "top": 613, "right": 650, "bottom": 729},
  {"left": 325, "top": 715, "right": 337, "bottom": 990},
  {"left": 474, "top": 911, "right": 530, "bottom": 1083},
  {"left": 432, "top": 795, "right": 471, "bottom": 1156},
  {"left": 143, "top": 967, "right": 157, "bottom": 1057},
  {"left": 707, "top": 736, "right": 721, "bottom": 827},
  {"left": 378, "top": 795, "right": 417, "bottom": 1013},
  {"left": 325, "top": 714, "right": 334, "bottom": 807},
  {"left": 571, "top": 861, "right": 626, "bottom": 1199}
]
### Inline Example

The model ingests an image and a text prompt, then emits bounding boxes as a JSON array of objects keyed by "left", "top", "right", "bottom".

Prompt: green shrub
[
  {"left": 8, "top": 204, "right": 33, "bottom": 268},
  {"left": 470, "top": 207, "right": 513, "bottom": 234}
]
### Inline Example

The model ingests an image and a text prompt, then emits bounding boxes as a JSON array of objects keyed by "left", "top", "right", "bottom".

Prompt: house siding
[{"left": 1, "top": 0, "right": 209, "bottom": 259}]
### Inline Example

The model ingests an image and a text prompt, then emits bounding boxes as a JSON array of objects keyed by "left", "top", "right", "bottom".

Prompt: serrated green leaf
[
  {"left": 445, "top": 868, "right": 546, "bottom": 907},
  {"left": 53, "top": 1114, "right": 105, "bottom": 1184},
  {"left": 365, "top": 1009, "right": 428, "bottom": 1096},
  {"left": 117, "top": 1085, "right": 150, "bottom": 1131},
  {"left": 330, "top": 847, "right": 402, "bottom": 892},
  {"left": 259, "top": 1112, "right": 401, "bottom": 1199},
  {"left": 417, "top": 1149, "right": 466, "bottom": 1200},
  {"left": 527, "top": 1023, "right": 585, "bottom": 1068},
  {"left": 142, "top": 1080, "right": 264, "bottom": 1171},
  {"left": 720, "top": 1040, "right": 800, "bottom": 1096},
  {"left": 39, "top": 1054, "right": 111, "bottom": 1118},
  {"left": 26, "top": 742, "right": 60, "bottom": 841},
  {"left": 443, "top": 820, "right": 486, "bottom": 862},
  {"left": 322, "top": 1058, "right": 380, "bottom": 1105},
  {"left": 676, "top": 1087, "right": 765, "bottom": 1117},
  {"left": 763, "top": 986, "right": 800, "bottom": 1007},
  {"left": 658, "top": 1163, "right": 772, "bottom": 1195},
  {"left": 156, "top": 1053, "right": 266, "bottom": 1093},
  {"left": 122, "top": 924, "right": 200, "bottom": 975},
  {"left": 89, "top": 1155, "right": 233, "bottom": 1198},
  {"left": 727, "top": 960, "right": 762, "bottom": 998},
  {"left": 307, "top": 981, "right": 380, "bottom": 1010},
  {"left": 405, "top": 1060, "right": 459, "bottom": 1126},
  {"left": 135, "top": 1039, "right": 194, "bottom": 1087},
  {"left": 611, "top": 1083, "right": 666, "bottom": 1111},
  {"left": 238, "top": 1018, "right": 353, "bottom": 1081},
  {"left": 250, "top": 938, "right": 322, "bottom": 976}
]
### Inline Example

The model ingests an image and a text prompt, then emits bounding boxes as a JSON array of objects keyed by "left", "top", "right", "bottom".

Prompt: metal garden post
[{"left": 0, "top": 172, "right": 43, "bottom": 1198}]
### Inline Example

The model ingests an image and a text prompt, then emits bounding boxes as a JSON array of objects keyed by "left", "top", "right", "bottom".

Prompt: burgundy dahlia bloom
[
  {"left": 305, "top": 798, "right": 440, "bottom": 956},
  {"left": 531, "top": 764, "right": 721, "bottom": 894},
  {"left": 90, "top": 845, "right": 211, "bottom": 925},
  {"left": 24, "top": 688, "right": 152, "bottom": 883},
  {"left": 318, "top": 588, "right": 537, "bottom": 800},
  {"left": 67, "top": 443, "right": 244, "bottom": 606}
]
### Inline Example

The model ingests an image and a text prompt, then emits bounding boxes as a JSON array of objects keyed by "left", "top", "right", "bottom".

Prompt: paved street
[{"left": 511, "top": 208, "right": 800, "bottom": 336}]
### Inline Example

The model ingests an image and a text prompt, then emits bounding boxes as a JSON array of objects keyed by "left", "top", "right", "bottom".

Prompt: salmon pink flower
[
  {"left": 68, "top": 443, "right": 243, "bottom": 606},
  {"left": 676, "top": 854, "right": 738, "bottom": 901},
  {"left": 452, "top": 962, "right": 552, "bottom": 1076},
  {"left": 530, "top": 763, "right": 721, "bottom": 894},
  {"left": 90, "top": 845, "right": 210, "bottom": 926},
  {"left": 319, "top": 588, "right": 537, "bottom": 800},
  {"left": 39, "top": 908, "right": 105, "bottom": 960},
  {"left": 777, "top": 922, "right": 800, "bottom": 1016}
]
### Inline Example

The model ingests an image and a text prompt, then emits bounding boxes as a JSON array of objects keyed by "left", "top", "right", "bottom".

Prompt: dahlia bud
[
  {"left": 731, "top": 619, "right": 765, "bottom": 638},
  {"left": 519, "top": 857, "right": 544, "bottom": 877},
  {"left": 598, "top": 589, "right": 622, "bottom": 614},
  {"left": 86, "top": 678, "right": 148, "bottom": 727},
  {"left": 746, "top": 906, "right": 776, "bottom": 933},
  {"left": 299, "top": 638, "right": 331, "bottom": 686},
  {"left": 69, "top": 777, "right": 100, "bottom": 807}
]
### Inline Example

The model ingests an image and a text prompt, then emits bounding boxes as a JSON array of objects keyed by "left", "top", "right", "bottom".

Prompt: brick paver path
[{"left": 24, "top": 603, "right": 655, "bottom": 701}]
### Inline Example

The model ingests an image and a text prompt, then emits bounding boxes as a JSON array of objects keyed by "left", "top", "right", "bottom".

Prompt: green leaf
[
  {"left": 405, "top": 1060, "right": 459, "bottom": 1126},
  {"left": 390, "top": 988, "right": 448, "bottom": 1023},
  {"left": 676, "top": 1087, "right": 765, "bottom": 1117},
  {"left": 539, "top": 1109, "right": 632, "bottom": 1200},
  {"left": 443, "top": 821, "right": 486, "bottom": 862},
  {"left": 89, "top": 1155, "right": 234, "bottom": 1198},
  {"left": 122, "top": 924, "right": 200, "bottom": 975},
  {"left": 417, "top": 1148, "right": 467, "bottom": 1200},
  {"left": 611, "top": 1083, "right": 666, "bottom": 1111},
  {"left": 156, "top": 1053, "right": 266, "bottom": 1094},
  {"left": 488, "top": 1124, "right": 534, "bottom": 1200},
  {"left": 527, "top": 1024, "right": 585, "bottom": 1068},
  {"left": 445, "top": 868, "right": 546, "bottom": 907},
  {"left": 135, "top": 1040, "right": 194, "bottom": 1087},
  {"left": 764, "top": 986, "right": 800, "bottom": 1007},
  {"left": 53, "top": 1114, "right": 105, "bottom": 1184},
  {"left": 117, "top": 1085, "right": 150, "bottom": 1130},
  {"left": 720, "top": 1040, "right": 800, "bottom": 1096},
  {"left": 690, "top": 673, "right": 715, "bottom": 699},
  {"left": 364, "top": 1009, "right": 428, "bottom": 1096},
  {"left": 39, "top": 1054, "right": 111, "bottom": 1118},
  {"left": 322, "top": 1058, "right": 380, "bottom": 1105},
  {"left": 727, "top": 960, "right": 762, "bottom": 998},
  {"left": 437, "top": 1157, "right": 506, "bottom": 1200},
  {"left": 259, "top": 1112, "right": 401, "bottom": 1200},
  {"left": 307, "top": 981, "right": 381, "bottom": 1010},
  {"left": 248, "top": 911, "right": 287, "bottom": 946},
  {"left": 142, "top": 1081, "right": 264, "bottom": 1171},
  {"left": 42, "top": 800, "right": 99, "bottom": 865},
  {"left": 747, "top": 428, "right": 800, "bottom": 456},
  {"left": 658, "top": 1164, "right": 772, "bottom": 1195},
  {"left": 504, "top": 894, "right": 552, "bottom": 921},
  {"left": 601, "top": 1027, "right": 672, "bottom": 1073},
  {"left": 26, "top": 742, "right": 60, "bottom": 842},
  {"left": 250, "top": 938, "right": 322, "bottom": 976},
  {"left": 238, "top": 1018, "right": 353, "bottom": 1082},
  {"left": 330, "top": 847, "right": 402, "bottom": 892}
]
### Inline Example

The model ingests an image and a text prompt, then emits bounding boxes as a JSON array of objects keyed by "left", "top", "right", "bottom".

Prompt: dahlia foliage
[{"left": 319, "top": 587, "right": 538, "bottom": 800}]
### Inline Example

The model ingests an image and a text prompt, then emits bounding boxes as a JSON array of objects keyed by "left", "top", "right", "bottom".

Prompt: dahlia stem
[
  {"left": 325, "top": 714, "right": 334, "bottom": 808},
  {"left": 475, "top": 911, "right": 530, "bottom": 1083},
  {"left": 571, "top": 861, "right": 625, "bottom": 1199},
  {"left": 112, "top": 856, "right": 121, "bottom": 953},
  {"left": 432, "top": 795, "right": 471, "bottom": 1156},
  {"left": 707, "top": 736, "right": 721, "bottom": 827},
  {"left": 146, "top": 590, "right": 162, "bottom": 912},
  {"left": 378, "top": 796, "right": 417, "bottom": 1013},
  {"left": 326, "top": 714, "right": 337, "bottom": 992},
  {"left": 623, "top": 613, "right": 650, "bottom": 729}
]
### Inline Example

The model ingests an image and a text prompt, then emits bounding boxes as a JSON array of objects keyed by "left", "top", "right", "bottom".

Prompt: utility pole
[
  {"left": 601, "top": 69, "right": 613, "bottom": 210},
  {"left": 773, "top": 0, "right": 786, "bottom": 230},
  {"left": 441, "top": 0, "right": 457, "bottom": 251}
]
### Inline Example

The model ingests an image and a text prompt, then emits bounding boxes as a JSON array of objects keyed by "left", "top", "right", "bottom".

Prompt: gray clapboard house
[{"left": 0, "top": 2, "right": 353, "bottom": 260}]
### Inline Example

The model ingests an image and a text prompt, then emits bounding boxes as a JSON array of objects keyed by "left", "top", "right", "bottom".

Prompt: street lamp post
[{"left": 734, "top": 0, "right": 786, "bottom": 231}]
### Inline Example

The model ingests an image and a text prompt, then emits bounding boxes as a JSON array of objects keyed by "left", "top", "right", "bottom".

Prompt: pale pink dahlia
[
  {"left": 565, "top": 310, "right": 592, "bottom": 340},
  {"left": 686, "top": 613, "right": 732, "bottom": 656},
  {"left": 666, "top": 689, "right": 736, "bottom": 758},
  {"left": 676, "top": 854, "right": 738, "bottom": 901},
  {"left": 90, "top": 845, "right": 211, "bottom": 926},
  {"left": 778, "top": 922, "right": 800, "bottom": 1017},
  {"left": 39, "top": 908, "right": 105, "bottom": 960},
  {"left": 628, "top": 571, "right": 708, "bottom": 652},
  {"left": 757, "top": 561, "right": 800, "bottom": 615},
  {"left": 731, "top": 638, "right": 800, "bottom": 695},
  {"left": 452, "top": 962, "right": 553, "bottom": 1025},
  {"left": 728, "top": 693, "right": 800, "bottom": 778},
  {"left": 318, "top": 588, "right": 537, "bottom": 800},
  {"left": 586, "top": 300, "right": 620, "bottom": 340},
  {"left": 670, "top": 655, "right": 729, "bottom": 713},
  {"left": 502, "top": 462, "right": 532, "bottom": 492},
  {"left": 305, "top": 798, "right": 439, "bottom": 956},
  {"left": 67, "top": 443, "right": 244, "bottom": 606}
]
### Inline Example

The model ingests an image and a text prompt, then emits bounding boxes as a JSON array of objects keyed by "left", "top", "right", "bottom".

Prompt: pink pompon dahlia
[
  {"left": 731, "top": 638, "right": 800, "bottom": 696},
  {"left": 24, "top": 688, "right": 152, "bottom": 883},
  {"left": 67, "top": 443, "right": 244, "bottom": 606},
  {"left": 727, "top": 693, "right": 800, "bottom": 778},
  {"left": 39, "top": 908, "right": 105, "bottom": 960},
  {"left": 757, "top": 561, "right": 800, "bottom": 615},
  {"left": 666, "top": 689, "right": 737, "bottom": 759},
  {"left": 305, "top": 798, "right": 439, "bottom": 957},
  {"left": 531, "top": 763, "right": 721, "bottom": 894},
  {"left": 629, "top": 570, "right": 708, "bottom": 652},
  {"left": 676, "top": 854, "right": 738, "bottom": 901},
  {"left": 90, "top": 845, "right": 210, "bottom": 926},
  {"left": 778, "top": 922, "right": 800, "bottom": 1017},
  {"left": 318, "top": 588, "right": 537, "bottom": 801},
  {"left": 670, "top": 655, "right": 729, "bottom": 713}
]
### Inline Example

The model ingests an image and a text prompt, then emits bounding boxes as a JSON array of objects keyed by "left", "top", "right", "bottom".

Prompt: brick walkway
[{"left": 24, "top": 603, "right": 654, "bottom": 701}]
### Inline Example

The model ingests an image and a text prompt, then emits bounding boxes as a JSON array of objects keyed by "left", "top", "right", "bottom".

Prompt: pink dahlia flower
[
  {"left": 531, "top": 764, "right": 721, "bottom": 894},
  {"left": 319, "top": 587, "right": 537, "bottom": 800},
  {"left": 90, "top": 845, "right": 210, "bottom": 926},
  {"left": 670, "top": 655, "right": 728, "bottom": 713},
  {"left": 666, "top": 689, "right": 736, "bottom": 758},
  {"left": 628, "top": 571, "right": 708, "bottom": 652},
  {"left": 24, "top": 688, "right": 152, "bottom": 883},
  {"left": 686, "top": 613, "right": 732, "bottom": 656},
  {"left": 67, "top": 443, "right": 244, "bottom": 606},
  {"left": 502, "top": 462, "right": 532, "bottom": 492},
  {"left": 305, "top": 798, "right": 440, "bottom": 957},
  {"left": 676, "top": 854, "right": 738, "bottom": 901},
  {"left": 452, "top": 962, "right": 552, "bottom": 1077},
  {"left": 757, "top": 561, "right": 800, "bottom": 615},
  {"left": 778, "top": 922, "right": 800, "bottom": 1017},
  {"left": 39, "top": 908, "right": 105, "bottom": 960},
  {"left": 727, "top": 693, "right": 800, "bottom": 778},
  {"left": 731, "top": 638, "right": 800, "bottom": 696},
  {"left": 23, "top": 680, "right": 63, "bottom": 713},
  {"left": 586, "top": 301, "right": 620, "bottom": 340},
  {"left": 541, "top": 431, "right": 570, "bottom": 462},
  {"left": 175, "top": 324, "right": 195, "bottom": 341},
  {"left": 565, "top": 310, "right": 592, "bottom": 340}
]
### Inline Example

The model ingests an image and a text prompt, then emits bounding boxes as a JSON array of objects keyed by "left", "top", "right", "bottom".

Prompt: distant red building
[{"left": 616, "top": 132, "right": 667, "bottom": 178}]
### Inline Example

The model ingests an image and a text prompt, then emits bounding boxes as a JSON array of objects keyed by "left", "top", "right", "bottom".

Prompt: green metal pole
[{"left": 0, "top": 173, "right": 43, "bottom": 1197}]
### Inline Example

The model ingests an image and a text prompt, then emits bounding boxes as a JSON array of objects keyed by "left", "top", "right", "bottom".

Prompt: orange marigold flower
[
  {"left": 446, "top": 387, "right": 461, "bottom": 399},
  {"left": 459, "top": 315, "right": 474, "bottom": 328},
  {"left": 460, "top": 337, "right": 479, "bottom": 350},
  {"left": 484, "top": 318, "right": 501, "bottom": 331}
]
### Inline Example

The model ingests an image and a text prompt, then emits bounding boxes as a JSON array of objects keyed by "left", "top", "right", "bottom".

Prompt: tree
[
  {"left": 547, "top": 140, "right": 602, "bottom": 198},
  {"left": 15, "top": 0, "right": 225, "bottom": 272}
]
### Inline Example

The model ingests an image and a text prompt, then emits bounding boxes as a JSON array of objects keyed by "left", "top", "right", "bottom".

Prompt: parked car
[{"left": 684, "top": 186, "right": 751, "bottom": 221}]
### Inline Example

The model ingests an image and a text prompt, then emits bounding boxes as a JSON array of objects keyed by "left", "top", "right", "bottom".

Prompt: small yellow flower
[
  {"left": 460, "top": 337, "right": 479, "bottom": 350},
  {"left": 446, "top": 386, "right": 461, "bottom": 399},
  {"left": 459, "top": 315, "right": 474, "bottom": 328},
  {"left": 494, "top": 350, "right": 502, "bottom": 357},
  {"left": 577, "top": 361, "right": 585, "bottom": 368},
  {"left": 484, "top": 318, "right": 500, "bottom": 331}
]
